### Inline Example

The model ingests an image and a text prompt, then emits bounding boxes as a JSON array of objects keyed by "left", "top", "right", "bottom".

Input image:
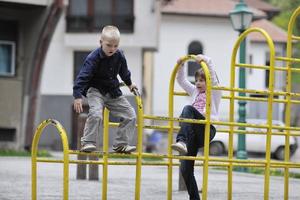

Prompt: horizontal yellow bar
[
  {"left": 173, "top": 91, "right": 188, "bottom": 96},
  {"left": 291, "top": 35, "right": 300, "bottom": 40},
  {"left": 143, "top": 125, "right": 180, "bottom": 131},
  {"left": 215, "top": 122, "right": 300, "bottom": 132},
  {"left": 222, "top": 95, "right": 300, "bottom": 104},
  {"left": 143, "top": 115, "right": 207, "bottom": 124},
  {"left": 142, "top": 116, "right": 300, "bottom": 131},
  {"left": 235, "top": 63, "right": 300, "bottom": 73},
  {"left": 175, "top": 87, "right": 300, "bottom": 98},
  {"left": 36, "top": 157, "right": 300, "bottom": 168},
  {"left": 213, "top": 86, "right": 300, "bottom": 98},
  {"left": 217, "top": 128, "right": 300, "bottom": 136}
]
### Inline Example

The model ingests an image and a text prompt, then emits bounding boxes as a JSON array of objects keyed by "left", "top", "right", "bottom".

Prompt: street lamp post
[{"left": 229, "top": 0, "right": 253, "bottom": 162}]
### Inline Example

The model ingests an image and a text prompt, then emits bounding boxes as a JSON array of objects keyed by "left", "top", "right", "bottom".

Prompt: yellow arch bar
[
  {"left": 31, "top": 119, "right": 70, "bottom": 200},
  {"left": 230, "top": 27, "right": 275, "bottom": 200},
  {"left": 168, "top": 55, "right": 212, "bottom": 200}
]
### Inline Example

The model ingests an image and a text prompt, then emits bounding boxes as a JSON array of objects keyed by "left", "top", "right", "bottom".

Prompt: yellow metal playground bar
[{"left": 32, "top": 7, "right": 300, "bottom": 200}]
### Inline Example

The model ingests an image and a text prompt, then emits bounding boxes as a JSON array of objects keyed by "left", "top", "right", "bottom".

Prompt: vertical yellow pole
[
  {"left": 31, "top": 122, "right": 45, "bottom": 200},
  {"left": 283, "top": 6, "right": 300, "bottom": 200},
  {"left": 135, "top": 92, "right": 144, "bottom": 200},
  {"left": 201, "top": 61, "right": 212, "bottom": 200},
  {"left": 102, "top": 108, "right": 109, "bottom": 200},
  {"left": 60, "top": 123, "right": 70, "bottom": 200},
  {"left": 264, "top": 34, "right": 275, "bottom": 200},
  {"left": 168, "top": 59, "right": 178, "bottom": 200},
  {"left": 168, "top": 55, "right": 195, "bottom": 200},
  {"left": 228, "top": 37, "right": 239, "bottom": 200}
]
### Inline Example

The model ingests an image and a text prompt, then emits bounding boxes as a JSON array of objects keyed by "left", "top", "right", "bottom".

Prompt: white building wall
[
  {"left": 41, "top": 0, "right": 158, "bottom": 96},
  {"left": 248, "top": 42, "right": 286, "bottom": 91},
  {"left": 153, "top": 15, "right": 238, "bottom": 119},
  {"left": 64, "top": 0, "right": 160, "bottom": 49},
  {"left": 247, "top": 41, "right": 286, "bottom": 121}
]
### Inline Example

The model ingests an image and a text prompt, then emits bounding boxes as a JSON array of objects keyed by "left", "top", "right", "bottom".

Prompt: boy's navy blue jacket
[{"left": 73, "top": 47, "right": 132, "bottom": 99}]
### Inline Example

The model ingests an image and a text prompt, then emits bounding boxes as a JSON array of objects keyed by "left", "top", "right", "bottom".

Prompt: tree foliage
[
  {"left": 264, "top": 0, "right": 300, "bottom": 33},
  {"left": 264, "top": 0, "right": 300, "bottom": 83}
]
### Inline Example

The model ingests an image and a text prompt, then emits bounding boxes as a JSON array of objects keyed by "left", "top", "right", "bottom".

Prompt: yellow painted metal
[
  {"left": 31, "top": 119, "right": 69, "bottom": 200},
  {"left": 134, "top": 89, "right": 144, "bottom": 200},
  {"left": 168, "top": 55, "right": 212, "bottom": 200},
  {"left": 222, "top": 95, "right": 300, "bottom": 104},
  {"left": 283, "top": 6, "right": 300, "bottom": 200},
  {"left": 102, "top": 108, "right": 109, "bottom": 200},
  {"left": 230, "top": 27, "right": 276, "bottom": 200},
  {"left": 276, "top": 56, "right": 300, "bottom": 63},
  {"left": 31, "top": 7, "right": 300, "bottom": 200}
]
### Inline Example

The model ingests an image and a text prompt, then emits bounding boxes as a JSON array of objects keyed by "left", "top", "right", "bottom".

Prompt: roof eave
[{"left": 162, "top": 11, "right": 266, "bottom": 20}]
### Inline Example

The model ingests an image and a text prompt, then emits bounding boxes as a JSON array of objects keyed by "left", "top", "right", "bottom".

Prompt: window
[
  {"left": 0, "top": 127, "right": 16, "bottom": 141},
  {"left": 0, "top": 41, "right": 15, "bottom": 76},
  {"left": 187, "top": 41, "right": 203, "bottom": 80},
  {"left": 265, "top": 62, "right": 270, "bottom": 88},
  {"left": 67, "top": 0, "right": 134, "bottom": 33}
]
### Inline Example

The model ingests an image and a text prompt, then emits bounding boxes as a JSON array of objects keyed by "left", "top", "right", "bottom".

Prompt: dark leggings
[{"left": 177, "top": 105, "right": 216, "bottom": 200}]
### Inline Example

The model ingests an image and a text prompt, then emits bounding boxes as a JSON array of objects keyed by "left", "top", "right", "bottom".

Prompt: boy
[
  {"left": 171, "top": 54, "right": 222, "bottom": 200},
  {"left": 73, "top": 25, "right": 137, "bottom": 153}
]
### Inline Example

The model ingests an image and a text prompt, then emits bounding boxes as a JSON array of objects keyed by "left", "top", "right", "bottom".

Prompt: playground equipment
[{"left": 32, "top": 7, "right": 300, "bottom": 200}]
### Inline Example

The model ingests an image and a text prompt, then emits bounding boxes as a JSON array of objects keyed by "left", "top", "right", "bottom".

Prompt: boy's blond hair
[{"left": 100, "top": 25, "right": 120, "bottom": 41}]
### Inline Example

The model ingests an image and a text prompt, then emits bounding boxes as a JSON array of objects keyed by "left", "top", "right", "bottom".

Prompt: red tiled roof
[
  {"left": 249, "top": 19, "right": 287, "bottom": 43},
  {"left": 239, "top": 0, "right": 280, "bottom": 13},
  {"left": 162, "top": 0, "right": 266, "bottom": 18}
]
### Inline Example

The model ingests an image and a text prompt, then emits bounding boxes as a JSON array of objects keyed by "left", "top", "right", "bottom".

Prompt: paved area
[{"left": 0, "top": 155, "right": 299, "bottom": 200}]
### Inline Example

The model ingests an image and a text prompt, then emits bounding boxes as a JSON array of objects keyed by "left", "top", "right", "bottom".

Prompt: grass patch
[
  {"left": 0, "top": 149, "right": 52, "bottom": 157},
  {"left": 214, "top": 166, "right": 300, "bottom": 179},
  {"left": 142, "top": 157, "right": 164, "bottom": 161}
]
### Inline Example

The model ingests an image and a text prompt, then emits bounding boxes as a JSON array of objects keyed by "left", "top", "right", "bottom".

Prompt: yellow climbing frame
[{"left": 31, "top": 6, "right": 300, "bottom": 200}]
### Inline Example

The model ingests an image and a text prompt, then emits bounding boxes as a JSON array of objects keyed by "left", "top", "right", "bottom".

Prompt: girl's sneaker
[{"left": 171, "top": 141, "right": 187, "bottom": 155}]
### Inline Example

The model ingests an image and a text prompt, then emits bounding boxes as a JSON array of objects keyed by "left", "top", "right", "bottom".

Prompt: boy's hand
[
  {"left": 129, "top": 82, "right": 138, "bottom": 92},
  {"left": 74, "top": 98, "right": 83, "bottom": 113}
]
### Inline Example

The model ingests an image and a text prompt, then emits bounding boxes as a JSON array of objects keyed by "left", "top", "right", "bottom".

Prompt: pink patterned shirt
[
  {"left": 192, "top": 92, "right": 206, "bottom": 114},
  {"left": 176, "top": 55, "right": 222, "bottom": 120}
]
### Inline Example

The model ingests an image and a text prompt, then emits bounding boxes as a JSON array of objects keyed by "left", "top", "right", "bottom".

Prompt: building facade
[
  {"left": 152, "top": 0, "right": 287, "bottom": 122},
  {"left": 37, "top": 0, "right": 161, "bottom": 149},
  {"left": 0, "top": 0, "right": 63, "bottom": 150}
]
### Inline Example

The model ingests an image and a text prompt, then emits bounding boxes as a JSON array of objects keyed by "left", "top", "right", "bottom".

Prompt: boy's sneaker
[
  {"left": 80, "top": 143, "right": 97, "bottom": 152},
  {"left": 171, "top": 141, "right": 187, "bottom": 155},
  {"left": 112, "top": 145, "right": 136, "bottom": 153}
]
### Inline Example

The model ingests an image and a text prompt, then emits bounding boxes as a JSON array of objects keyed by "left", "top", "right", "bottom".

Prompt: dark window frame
[
  {"left": 0, "top": 40, "right": 16, "bottom": 77},
  {"left": 67, "top": 0, "right": 134, "bottom": 33},
  {"left": 187, "top": 41, "right": 203, "bottom": 81}
]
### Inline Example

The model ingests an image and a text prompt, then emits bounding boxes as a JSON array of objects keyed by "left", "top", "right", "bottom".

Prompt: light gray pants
[{"left": 81, "top": 87, "right": 136, "bottom": 147}]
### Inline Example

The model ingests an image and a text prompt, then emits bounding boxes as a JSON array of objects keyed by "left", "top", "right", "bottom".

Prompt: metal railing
[{"left": 31, "top": 6, "right": 300, "bottom": 200}]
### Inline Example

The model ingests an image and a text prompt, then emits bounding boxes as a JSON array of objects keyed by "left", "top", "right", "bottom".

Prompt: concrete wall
[{"left": 0, "top": 3, "right": 50, "bottom": 149}]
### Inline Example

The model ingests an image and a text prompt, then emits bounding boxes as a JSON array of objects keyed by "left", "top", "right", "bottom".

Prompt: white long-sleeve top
[{"left": 176, "top": 55, "right": 222, "bottom": 121}]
